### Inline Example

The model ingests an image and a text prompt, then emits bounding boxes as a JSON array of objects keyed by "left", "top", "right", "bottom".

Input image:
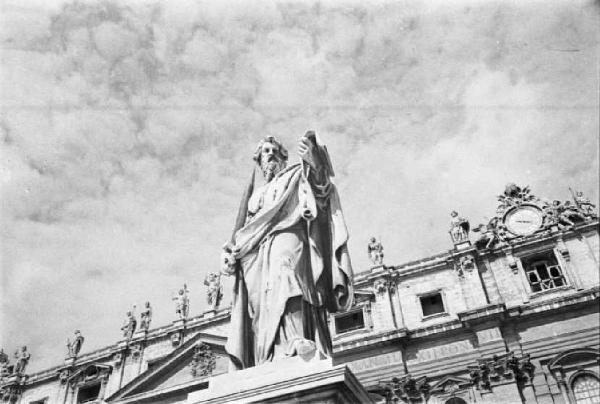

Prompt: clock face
[{"left": 504, "top": 205, "right": 544, "bottom": 236}]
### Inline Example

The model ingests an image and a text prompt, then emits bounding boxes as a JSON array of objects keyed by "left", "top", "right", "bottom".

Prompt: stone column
[
  {"left": 479, "top": 256, "right": 503, "bottom": 304},
  {"left": 503, "top": 248, "right": 530, "bottom": 304},
  {"left": 553, "top": 369, "right": 572, "bottom": 404},
  {"left": 532, "top": 360, "right": 556, "bottom": 404},
  {"left": 554, "top": 240, "right": 583, "bottom": 290},
  {"left": 454, "top": 254, "right": 488, "bottom": 310},
  {"left": 373, "top": 278, "right": 397, "bottom": 330},
  {"left": 390, "top": 277, "right": 406, "bottom": 329}
]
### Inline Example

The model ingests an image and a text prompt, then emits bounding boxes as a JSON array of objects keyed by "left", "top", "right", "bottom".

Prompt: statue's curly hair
[{"left": 253, "top": 136, "right": 289, "bottom": 165}]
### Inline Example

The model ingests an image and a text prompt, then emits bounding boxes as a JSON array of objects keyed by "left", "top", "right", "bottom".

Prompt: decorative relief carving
[
  {"left": 454, "top": 255, "right": 475, "bottom": 278},
  {"left": 67, "top": 364, "right": 111, "bottom": 387},
  {"left": 373, "top": 279, "right": 388, "bottom": 294},
  {"left": 130, "top": 344, "right": 143, "bottom": 360},
  {"left": 572, "top": 189, "right": 597, "bottom": 218},
  {"left": 189, "top": 343, "right": 216, "bottom": 378},
  {"left": 503, "top": 250, "right": 519, "bottom": 274},
  {"left": 0, "top": 384, "right": 22, "bottom": 403},
  {"left": 429, "top": 376, "right": 472, "bottom": 396},
  {"left": 473, "top": 184, "right": 597, "bottom": 250},
  {"left": 170, "top": 331, "right": 182, "bottom": 347},
  {"left": 58, "top": 369, "right": 70, "bottom": 384},
  {"left": 468, "top": 351, "right": 534, "bottom": 391},
  {"left": 112, "top": 353, "right": 123, "bottom": 368},
  {"left": 374, "top": 374, "right": 431, "bottom": 404},
  {"left": 372, "top": 277, "right": 397, "bottom": 295}
]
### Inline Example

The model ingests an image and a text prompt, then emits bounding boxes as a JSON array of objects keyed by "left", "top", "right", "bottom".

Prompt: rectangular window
[
  {"left": 77, "top": 383, "right": 101, "bottom": 403},
  {"left": 522, "top": 252, "right": 566, "bottom": 293},
  {"left": 420, "top": 293, "right": 445, "bottom": 317},
  {"left": 335, "top": 310, "right": 365, "bottom": 334}
]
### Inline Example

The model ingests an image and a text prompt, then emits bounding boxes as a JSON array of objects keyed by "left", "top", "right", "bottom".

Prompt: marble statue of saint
[
  {"left": 449, "top": 211, "right": 470, "bottom": 244},
  {"left": 172, "top": 284, "right": 190, "bottom": 320},
  {"left": 140, "top": 302, "right": 152, "bottom": 331},
  {"left": 13, "top": 346, "right": 30, "bottom": 374},
  {"left": 204, "top": 272, "right": 223, "bottom": 310},
  {"left": 121, "top": 310, "right": 137, "bottom": 340},
  {"left": 221, "top": 132, "right": 353, "bottom": 369},
  {"left": 66, "top": 330, "right": 84, "bottom": 358},
  {"left": 573, "top": 190, "right": 597, "bottom": 217},
  {"left": 367, "top": 237, "right": 384, "bottom": 265}
]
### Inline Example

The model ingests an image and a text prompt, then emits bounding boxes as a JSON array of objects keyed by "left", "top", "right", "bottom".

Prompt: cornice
[
  {"left": 355, "top": 220, "right": 598, "bottom": 283},
  {"left": 23, "top": 309, "right": 232, "bottom": 385}
]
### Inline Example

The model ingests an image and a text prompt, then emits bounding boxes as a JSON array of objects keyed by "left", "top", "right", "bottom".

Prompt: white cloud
[{"left": 1, "top": 0, "right": 598, "bottom": 370}]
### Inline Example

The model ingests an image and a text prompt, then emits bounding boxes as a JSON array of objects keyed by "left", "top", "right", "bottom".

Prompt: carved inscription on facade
[
  {"left": 475, "top": 328, "right": 503, "bottom": 344},
  {"left": 413, "top": 340, "right": 473, "bottom": 363},
  {"left": 348, "top": 351, "right": 403, "bottom": 373}
]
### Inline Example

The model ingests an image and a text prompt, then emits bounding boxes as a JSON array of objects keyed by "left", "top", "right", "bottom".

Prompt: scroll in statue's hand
[{"left": 298, "top": 131, "right": 322, "bottom": 170}]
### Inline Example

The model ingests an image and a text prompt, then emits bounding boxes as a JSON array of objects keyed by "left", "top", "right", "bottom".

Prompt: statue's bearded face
[{"left": 260, "top": 141, "right": 285, "bottom": 181}]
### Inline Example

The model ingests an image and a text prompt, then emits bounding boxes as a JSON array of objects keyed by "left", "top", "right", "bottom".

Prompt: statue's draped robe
[{"left": 226, "top": 163, "right": 353, "bottom": 369}]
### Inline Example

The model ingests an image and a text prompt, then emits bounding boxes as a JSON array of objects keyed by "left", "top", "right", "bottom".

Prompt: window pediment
[
  {"left": 548, "top": 348, "right": 600, "bottom": 371},
  {"left": 68, "top": 364, "right": 112, "bottom": 386}
]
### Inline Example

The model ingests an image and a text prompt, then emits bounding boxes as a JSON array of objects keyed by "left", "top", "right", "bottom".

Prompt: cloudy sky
[{"left": 1, "top": 0, "right": 598, "bottom": 372}]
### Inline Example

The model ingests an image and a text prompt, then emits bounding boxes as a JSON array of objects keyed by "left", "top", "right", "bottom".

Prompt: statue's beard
[{"left": 261, "top": 159, "right": 283, "bottom": 182}]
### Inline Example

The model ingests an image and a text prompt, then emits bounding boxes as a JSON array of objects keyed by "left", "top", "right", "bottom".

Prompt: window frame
[
  {"left": 76, "top": 381, "right": 102, "bottom": 404},
  {"left": 334, "top": 308, "right": 366, "bottom": 334},
  {"left": 569, "top": 371, "right": 600, "bottom": 404},
  {"left": 331, "top": 300, "right": 373, "bottom": 338},
  {"left": 418, "top": 289, "right": 448, "bottom": 321},
  {"left": 519, "top": 249, "right": 571, "bottom": 296}
]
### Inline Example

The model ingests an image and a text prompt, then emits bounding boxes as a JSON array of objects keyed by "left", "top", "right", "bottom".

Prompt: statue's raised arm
[{"left": 298, "top": 131, "right": 334, "bottom": 179}]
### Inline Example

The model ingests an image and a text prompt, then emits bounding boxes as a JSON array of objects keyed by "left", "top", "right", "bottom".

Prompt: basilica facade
[{"left": 2, "top": 184, "right": 599, "bottom": 404}]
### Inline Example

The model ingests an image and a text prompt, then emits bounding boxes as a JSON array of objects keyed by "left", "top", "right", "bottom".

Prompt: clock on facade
[{"left": 504, "top": 205, "right": 544, "bottom": 236}]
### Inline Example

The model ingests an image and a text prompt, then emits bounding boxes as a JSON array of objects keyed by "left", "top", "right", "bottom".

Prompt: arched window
[
  {"left": 445, "top": 398, "right": 467, "bottom": 404},
  {"left": 572, "top": 374, "right": 600, "bottom": 404}
]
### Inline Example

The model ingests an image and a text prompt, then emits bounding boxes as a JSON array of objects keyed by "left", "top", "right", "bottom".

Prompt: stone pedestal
[
  {"left": 454, "top": 240, "right": 471, "bottom": 250},
  {"left": 64, "top": 357, "right": 76, "bottom": 367},
  {"left": 173, "top": 318, "right": 187, "bottom": 328},
  {"left": 134, "top": 329, "right": 148, "bottom": 339},
  {"left": 186, "top": 357, "right": 373, "bottom": 404}
]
